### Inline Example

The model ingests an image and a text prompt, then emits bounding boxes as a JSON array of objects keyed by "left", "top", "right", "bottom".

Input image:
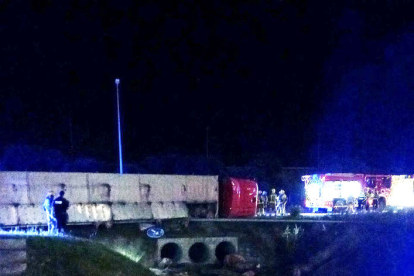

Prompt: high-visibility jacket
[
  {"left": 259, "top": 195, "right": 268, "bottom": 205},
  {"left": 279, "top": 194, "right": 287, "bottom": 204},
  {"left": 270, "top": 193, "right": 277, "bottom": 203}
]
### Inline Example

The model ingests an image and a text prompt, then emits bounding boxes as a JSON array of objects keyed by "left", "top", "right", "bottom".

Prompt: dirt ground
[{"left": 66, "top": 212, "right": 414, "bottom": 276}]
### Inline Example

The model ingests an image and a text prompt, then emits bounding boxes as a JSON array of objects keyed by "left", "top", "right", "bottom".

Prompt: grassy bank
[{"left": 26, "top": 237, "right": 154, "bottom": 276}]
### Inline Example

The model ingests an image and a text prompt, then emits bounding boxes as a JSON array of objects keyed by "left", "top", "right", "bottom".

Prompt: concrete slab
[
  {"left": 0, "top": 250, "right": 26, "bottom": 265},
  {"left": 0, "top": 239, "right": 26, "bottom": 250},
  {"left": 0, "top": 263, "right": 27, "bottom": 275}
]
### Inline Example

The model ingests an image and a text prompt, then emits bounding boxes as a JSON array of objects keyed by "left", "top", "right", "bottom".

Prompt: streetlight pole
[{"left": 115, "top": 78, "right": 123, "bottom": 174}]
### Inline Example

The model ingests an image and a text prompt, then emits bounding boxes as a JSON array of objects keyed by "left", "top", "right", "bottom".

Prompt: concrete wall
[
  {"left": 157, "top": 237, "right": 238, "bottom": 264},
  {"left": 0, "top": 238, "right": 27, "bottom": 275},
  {"left": 0, "top": 172, "right": 219, "bottom": 226}
]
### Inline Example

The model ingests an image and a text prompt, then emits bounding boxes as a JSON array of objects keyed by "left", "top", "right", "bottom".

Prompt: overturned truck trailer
[{"left": 0, "top": 172, "right": 218, "bottom": 227}]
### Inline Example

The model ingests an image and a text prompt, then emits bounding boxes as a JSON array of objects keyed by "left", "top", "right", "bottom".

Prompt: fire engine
[{"left": 301, "top": 173, "right": 414, "bottom": 212}]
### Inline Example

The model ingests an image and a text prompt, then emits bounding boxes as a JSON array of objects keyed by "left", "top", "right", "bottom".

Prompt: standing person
[
  {"left": 257, "top": 190, "right": 264, "bottom": 216},
  {"left": 269, "top": 189, "right": 277, "bottom": 216},
  {"left": 346, "top": 195, "right": 355, "bottom": 214},
  {"left": 43, "top": 192, "right": 56, "bottom": 234},
  {"left": 53, "top": 191, "right": 70, "bottom": 234},
  {"left": 276, "top": 190, "right": 288, "bottom": 216},
  {"left": 366, "top": 189, "right": 375, "bottom": 211},
  {"left": 261, "top": 191, "right": 268, "bottom": 216},
  {"left": 276, "top": 191, "right": 281, "bottom": 216},
  {"left": 279, "top": 190, "right": 288, "bottom": 216}
]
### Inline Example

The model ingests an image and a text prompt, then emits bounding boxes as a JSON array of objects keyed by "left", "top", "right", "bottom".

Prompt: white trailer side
[{"left": 0, "top": 172, "right": 219, "bottom": 226}]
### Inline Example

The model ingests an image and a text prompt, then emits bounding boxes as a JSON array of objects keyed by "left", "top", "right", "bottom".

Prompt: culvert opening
[
  {"left": 160, "top": 243, "right": 182, "bottom": 262},
  {"left": 188, "top": 242, "right": 209, "bottom": 263},
  {"left": 215, "top": 241, "right": 236, "bottom": 262}
]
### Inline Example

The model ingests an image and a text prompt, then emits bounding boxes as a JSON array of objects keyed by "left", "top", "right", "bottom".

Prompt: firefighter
[
  {"left": 366, "top": 189, "right": 375, "bottom": 211},
  {"left": 277, "top": 190, "right": 288, "bottom": 216},
  {"left": 43, "top": 191, "right": 56, "bottom": 234},
  {"left": 257, "top": 190, "right": 264, "bottom": 216},
  {"left": 346, "top": 195, "right": 355, "bottom": 214},
  {"left": 269, "top": 189, "right": 277, "bottom": 215},
  {"left": 53, "top": 191, "right": 70, "bottom": 234},
  {"left": 261, "top": 191, "right": 269, "bottom": 216}
]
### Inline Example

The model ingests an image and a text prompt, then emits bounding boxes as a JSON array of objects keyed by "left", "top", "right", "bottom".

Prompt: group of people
[
  {"left": 257, "top": 189, "right": 288, "bottom": 216},
  {"left": 43, "top": 191, "right": 70, "bottom": 235}
]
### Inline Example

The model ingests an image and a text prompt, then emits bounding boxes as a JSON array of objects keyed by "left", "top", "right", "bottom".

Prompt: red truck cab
[{"left": 219, "top": 177, "right": 258, "bottom": 218}]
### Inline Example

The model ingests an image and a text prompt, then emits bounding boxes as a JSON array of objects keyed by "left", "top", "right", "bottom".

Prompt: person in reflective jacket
[
  {"left": 277, "top": 190, "right": 288, "bottom": 216},
  {"left": 269, "top": 189, "right": 277, "bottom": 215},
  {"left": 257, "top": 190, "right": 264, "bottom": 216},
  {"left": 53, "top": 191, "right": 70, "bottom": 234},
  {"left": 43, "top": 191, "right": 56, "bottom": 234},
  {"left": 260, "top": 191, "right": 268, "bottom": 216}
]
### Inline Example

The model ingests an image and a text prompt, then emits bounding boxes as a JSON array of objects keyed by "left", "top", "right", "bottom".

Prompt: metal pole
[{"left": 115, "top": 78, "right": 123, "bottom": 174}]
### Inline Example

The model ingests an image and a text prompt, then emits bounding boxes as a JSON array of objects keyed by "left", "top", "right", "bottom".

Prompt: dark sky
[{"left": 1, "top": 1, "right": 414, "bottom": 171}]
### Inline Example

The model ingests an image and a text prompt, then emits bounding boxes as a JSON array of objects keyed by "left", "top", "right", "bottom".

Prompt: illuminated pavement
[
  {"left": 300, "top": 212, "right": 331, "bottom": 217},
  {"left": 191, "top": 216, "right": 344, "bottom": 223}
]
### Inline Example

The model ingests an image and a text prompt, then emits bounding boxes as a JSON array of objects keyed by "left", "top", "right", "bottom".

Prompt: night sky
[{"left": 1, "top": 1, "right": 414, "bottom": 173}]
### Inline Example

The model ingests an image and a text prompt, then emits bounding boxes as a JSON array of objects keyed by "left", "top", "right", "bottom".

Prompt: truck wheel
[{"left": 378, "top": 198, "right": 386, "bottom": 212}]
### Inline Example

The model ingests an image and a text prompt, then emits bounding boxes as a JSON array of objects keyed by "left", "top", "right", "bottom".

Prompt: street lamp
[{"left": 115, "top": 78, "right": 123, "bottom": 174}]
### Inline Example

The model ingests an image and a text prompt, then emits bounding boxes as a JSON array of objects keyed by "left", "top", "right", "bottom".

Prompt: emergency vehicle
[{"left": 301, "top": 173, "right": 414, "bottom": 212}]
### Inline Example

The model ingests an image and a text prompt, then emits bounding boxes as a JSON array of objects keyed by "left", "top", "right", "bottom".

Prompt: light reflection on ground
[
  {"left": 0, "top": 227, "right": 144, "bottom": 263},
  {"left": 0, "top": 227, "right": 67, "bottom": 237}
]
